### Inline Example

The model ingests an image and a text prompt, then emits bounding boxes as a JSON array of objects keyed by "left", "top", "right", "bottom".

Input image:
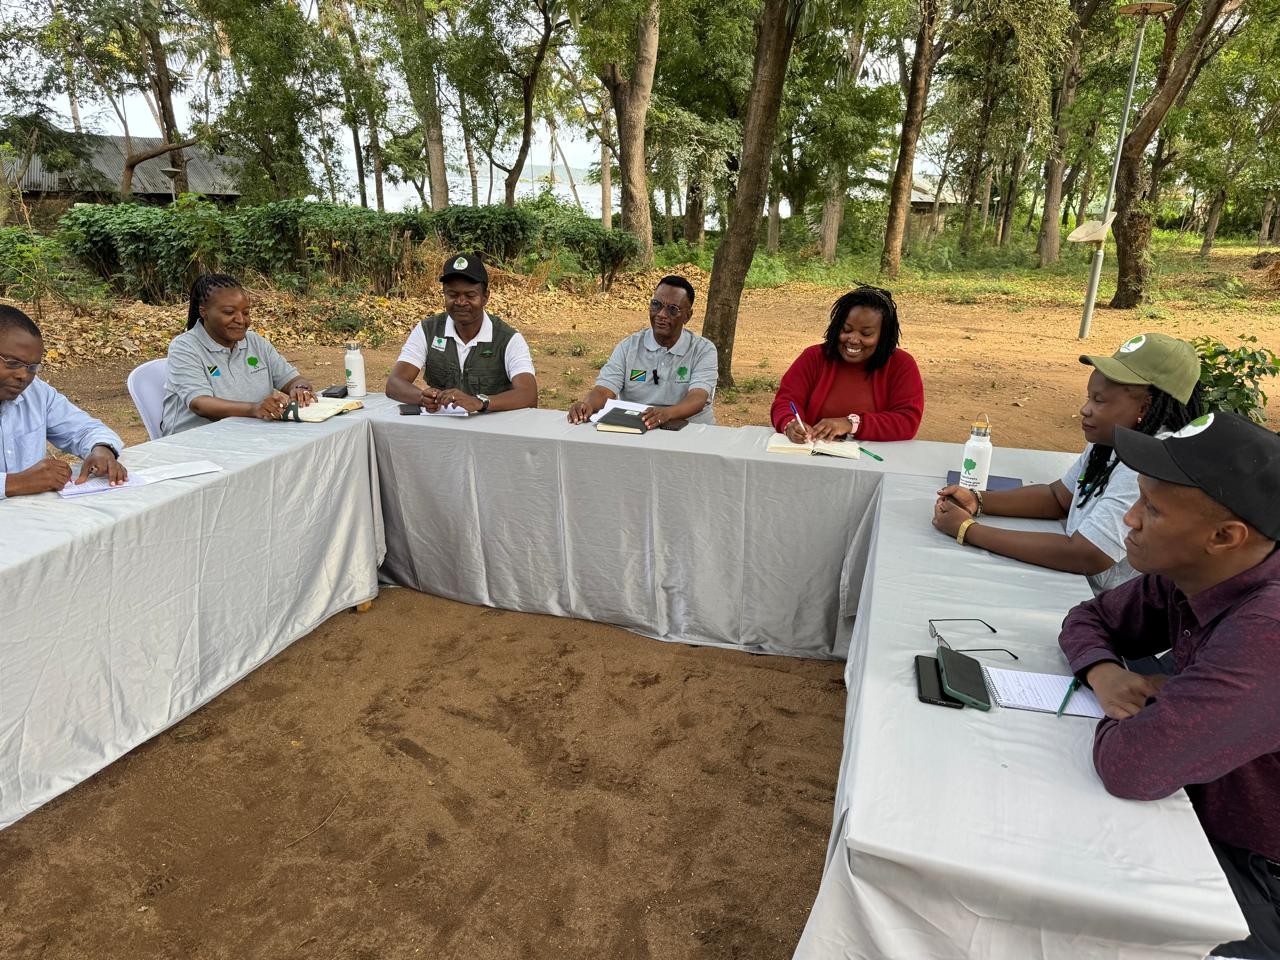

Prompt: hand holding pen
[{"left": 785, "top": 402, "right": 814, "bottom": 444}]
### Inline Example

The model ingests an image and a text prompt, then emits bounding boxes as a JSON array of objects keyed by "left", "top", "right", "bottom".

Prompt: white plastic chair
[{"left": 127, "top": 358, "right": 168, "bottom": 440}]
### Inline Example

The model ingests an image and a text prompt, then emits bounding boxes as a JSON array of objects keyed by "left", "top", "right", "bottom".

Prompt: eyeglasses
[
  {"left": 649, "top": 299, "right": 683, "bottom": 317},
  {"left": 928, "top": 618, "right": 1018, "bottom": 660},
  {"left": 0, "top": 353, "right": 42, "bottom": 374}
]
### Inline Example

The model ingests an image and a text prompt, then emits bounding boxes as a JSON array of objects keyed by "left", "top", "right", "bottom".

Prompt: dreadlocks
[
  {"left": 186, "top": 274, "right": 243, "bottom": 330},
  {"left": 1076, "top": 382, "right": 1207, "bottom": 507}
]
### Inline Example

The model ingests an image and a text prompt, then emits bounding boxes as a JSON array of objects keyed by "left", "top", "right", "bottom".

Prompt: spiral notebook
[{"left": 981, "top": 666, "right": 1105, "bottom": 719}]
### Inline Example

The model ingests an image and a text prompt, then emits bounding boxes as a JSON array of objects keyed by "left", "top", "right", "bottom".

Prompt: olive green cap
[{"left": 1079, "top": 332, "right": 1200, "bottom": 404}]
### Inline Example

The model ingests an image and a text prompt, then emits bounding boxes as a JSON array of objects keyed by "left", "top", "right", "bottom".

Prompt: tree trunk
[
  {"left": 766, "top": 188, "right": 781, "bottom": 253},
  {"left": 662, "top": 188, "right": 674, "bottom": 243},
  {"left": 459, "top": 96, "right": 479, "bottom": 206},
  {"left": 1076, "top": 162, "right": 1094, "bottom": 225},
  {"left": 369, "top": 121, "right": 385, "bottom": 212},
  {"left": 999, "top": 131, "right": 1029, "bottom": 246},
  {"left": 703, "top": 0, "right": 803, "bottom": 384},
  {"left": 684, "top": 172, "right": 705, "bottom": 246},
  {"left": 881, "top": 0, "right": 939, "bottom": 276},
  {"left": 979, "top": 166, "right": 993, "bottom": 231},
  {"left": 1111, "top": 0, "right": 1236, "bottom": 308},
  {"left": 504, "top": 4, "right": 558, "bottom": 207},
  {"left": 345, "top": 92, "right": 367, "bottom": 208},
  {"left": 403, "top": 0, "right": 450, "bottom": 209},
  {"left": 820, "top": 166, "right": 845, "bottom": 263},
  {"left": 929, "top": 152, "right": 951, "bottom": 238},
  {"left": 1199, "top": 187, "right": 1226, "bottom": 258},
  {"left": 142, "top": 22, "right": 188, "bottom": 193},
  {"left": 599, "top": 0, "right": 659, "bottom": 263},
  {"left": 554, "top": 131, "right": 583, "bottom": 208},
  {"left": 1262, "top": 192, "right": 1277, "bottom": 245},
  {"left": 120, "top": 138, "right": 198, "bottom": 195},
  {"left": 958, "top": 39, "right": 1005, "bottom": 251},
  {"left": 600, "top": 116, "right": 613, "bottom": 228},
  {"left": 1026, "top": 164, "right": 1043, "bottom": 234}
]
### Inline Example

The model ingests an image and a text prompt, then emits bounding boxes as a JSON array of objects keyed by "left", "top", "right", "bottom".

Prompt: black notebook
[
  {"left": 945, "top": 471, "right": 1023, "bottom": 491},
  {"left": 596, "top": 407, "right": 649, "bottom": 434}
]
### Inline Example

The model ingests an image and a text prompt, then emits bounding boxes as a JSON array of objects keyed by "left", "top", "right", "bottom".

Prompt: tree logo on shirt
[
  {"left": 246, "top": 356, "right": 259, "bottom": 368},
  {"left": 676, "top": 365, "right": 689, "bottom": 382},
  {"left": 629, "top": 369, "right": 647, "bottom": 382},
  {"left": 1118, "top": 335, "right": 1146, "bottom": 354},
  {"left": 1171, "top": 413, "right": 1214, "bottom": 439}
]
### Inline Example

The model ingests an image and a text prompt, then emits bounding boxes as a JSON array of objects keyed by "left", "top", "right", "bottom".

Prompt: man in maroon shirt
[{"left": 1058, "top": 411, "right": 1280, "bottom": 959}]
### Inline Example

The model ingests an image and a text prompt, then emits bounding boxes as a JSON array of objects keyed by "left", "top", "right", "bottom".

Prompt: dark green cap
[{"left": 1080, "top": 332, "right": 1200, "bottom": 405}]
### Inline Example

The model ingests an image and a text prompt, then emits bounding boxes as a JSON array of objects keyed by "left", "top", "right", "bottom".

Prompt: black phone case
[
  {"left": 398, "top": 403, "right": 421, "bottom": 415},
  {"left": 321, "top": 385, "right": 348, "bottom": 398},
  {"left": 915, "top": 655, "right": 964, "bottom": 709}
]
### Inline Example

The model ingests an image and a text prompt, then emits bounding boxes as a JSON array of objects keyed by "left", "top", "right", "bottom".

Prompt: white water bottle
[
  {"left": 344, "top": 342, "right": 367, "bottom": 398},
  {"left": 959, "top": 415, "right": 993, "bottom": 491}
]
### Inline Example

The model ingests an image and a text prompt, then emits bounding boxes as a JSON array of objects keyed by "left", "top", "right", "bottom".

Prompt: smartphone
[
  {"left": 398, "top": 403, "right": 422, "bottom": 416},
  {"left": 321, "top": 385, "right": 348, "bottom": 398},
  {"left": 936, "top": 646, "right": 991, "bottom": 711},
  {"left": 915, "top": 655, "right": 964, "bottom": 709}
]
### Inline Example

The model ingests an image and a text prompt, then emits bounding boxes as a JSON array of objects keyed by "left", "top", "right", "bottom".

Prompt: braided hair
[
  {"left": 1075, "top": 382, "right": 1207, "bottom": 507},
  {"left": 822, "top": 284, "right": 900, "bottom": 373},
  {"left": 186, "top": 273, "right": 243, "bottom": 330}
]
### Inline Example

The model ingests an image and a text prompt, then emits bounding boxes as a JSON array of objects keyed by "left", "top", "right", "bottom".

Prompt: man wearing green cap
[{"left": 934, "top": 332, "right": 1206, "bottom": 594}]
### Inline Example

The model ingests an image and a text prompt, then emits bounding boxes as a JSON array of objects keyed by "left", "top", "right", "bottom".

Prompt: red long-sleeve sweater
[{"left": 769, "top": 344, "right": 925, "bottom": 441}]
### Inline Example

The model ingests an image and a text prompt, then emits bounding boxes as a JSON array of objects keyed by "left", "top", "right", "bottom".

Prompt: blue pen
[{"left": 788, "top": 402, "right": 808, "bottom": 438}]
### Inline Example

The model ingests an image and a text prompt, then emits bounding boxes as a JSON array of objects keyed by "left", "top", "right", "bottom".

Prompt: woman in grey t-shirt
[
  {"left": 161, "top": 274, "right": 316, "bottom": 436},
  {"left": 931, "top": 332, "right": 1205, "bottom": 594}
]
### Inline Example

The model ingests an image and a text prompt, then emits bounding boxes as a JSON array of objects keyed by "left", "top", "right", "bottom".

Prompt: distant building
[{"left": 10, "top": 134, "right": 240, "bottom": 210}]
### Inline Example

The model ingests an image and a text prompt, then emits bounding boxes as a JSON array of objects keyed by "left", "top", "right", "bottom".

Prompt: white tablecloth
[
  {"left": 368, "top": 397, "right": 1074, "bottom": 659},
  {"left": 0, "top": 412, "right": 385, "bottom": 829},
  {"left": 794, "top": 475, "right": 1248, "bottom": 959}
]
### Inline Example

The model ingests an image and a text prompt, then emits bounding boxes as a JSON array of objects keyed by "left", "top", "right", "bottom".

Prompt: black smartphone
[
  {"left": 914, "top": 655, "right": 964, "bottom": 709},
  {"left": 321, "top": 385, "right": 348, "bottom": 398},
  {"left": 936, "top": 646, "right": 991, "bottom": 711},
  {"left": 659, "top": 418, "right": 689, "bottom": 431},
  {"left": 398, "top": 403, "right": 422, "bottom": 416}
]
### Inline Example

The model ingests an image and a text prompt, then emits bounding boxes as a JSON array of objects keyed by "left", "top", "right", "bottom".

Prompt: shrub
[
  {"left": 429, "top": 204, "right": 538, "bottom": 261},
  {"left": 1193, "top": 335, "right": 1280, "bottom": 424},
  {"left": 0, "top": 226, "right": 107, "bottom": 312}
]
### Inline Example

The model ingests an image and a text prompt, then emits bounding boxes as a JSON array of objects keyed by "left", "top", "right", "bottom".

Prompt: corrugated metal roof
[{"left": 6, "top": 134, "right": 240, "bottom": 197}]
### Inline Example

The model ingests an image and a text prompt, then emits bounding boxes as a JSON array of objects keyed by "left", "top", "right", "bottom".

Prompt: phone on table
[
  {"left": 935, "top": 646, "right": 991, "bottom": 711},
  {"left": 398, "top": 403, "right": 422, "bottom": 416},
  {"left": 914, "top": 655, "right": 964, "bottom": 709}
]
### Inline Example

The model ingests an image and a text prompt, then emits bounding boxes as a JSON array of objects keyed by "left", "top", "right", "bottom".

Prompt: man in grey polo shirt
[{"left": 568, "top": 275, "right": 718, "bottom": 428}]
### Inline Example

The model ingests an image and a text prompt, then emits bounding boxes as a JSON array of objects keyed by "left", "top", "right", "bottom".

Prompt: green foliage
[
  {"left": 0, "top": 226, "right": 107, "bottom": 311},
  {"left": 1193, "top": 335, "right": 1280, "bottom": 424},
  {"left": 432, "top": 204, "right": 538, "bottom": 261},
  {"left": 519, "top": 192, "right": 641, "bottom": 291},
  {"left": 744, "top": 253, "right": 789, "bottom": 288}
]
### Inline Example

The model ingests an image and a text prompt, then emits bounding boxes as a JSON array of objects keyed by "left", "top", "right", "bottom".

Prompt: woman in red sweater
[{"left": 770, "top": 285, "right": 924, "bottom": 443}]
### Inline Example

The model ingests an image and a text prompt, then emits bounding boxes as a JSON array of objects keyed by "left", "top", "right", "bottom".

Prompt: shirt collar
[
  {"left": 1184, "top": 547, "right": 1280, "bottom": 625},
  {"left": 191, "top": 320, "right": 243, "bottom": 354},
  {"left": 642, "top": 327, "right": 692, "bottom": 356},
  {"left": 444, "top": 312, "right": 493, "bottom": 345}
]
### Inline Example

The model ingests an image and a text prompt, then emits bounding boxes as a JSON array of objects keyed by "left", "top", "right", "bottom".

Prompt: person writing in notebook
[
  {"left": 932, "top": 333, "right": 1204, "bottom": 594},
  {"left": 770, "top": 285, "right": 923, "bottom": 443},
  {"left": 386, "top": 253, "right": 537, "bottom": 415},
  {"left": 0, "top": 305, "right": 126, "bottom": 496},
  {"left": 567, "top": 275, "right": 717, "bottom": 428},
  {"left": 1057, "top": 412, "right": 1280, "bottom": 959}
]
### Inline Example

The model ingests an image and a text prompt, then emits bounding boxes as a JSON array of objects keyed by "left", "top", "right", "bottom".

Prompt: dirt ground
[{"left": 4, "top": 269, "right": 1279, "bottom": 959}]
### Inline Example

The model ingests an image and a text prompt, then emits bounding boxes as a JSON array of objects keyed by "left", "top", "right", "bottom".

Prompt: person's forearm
[
  {"left": 664, "top": 390, "right": 709, "bottom": 421},
  {"left": 386, "top": 375, "right": 422, "bottom": 404},
  {"left": 486, "top": 381, "right": 537, "bottom": 412},
  {"left": 580, "top": 386, "right": 614, "bottom": 414},
  {"left": 962, "top": 524, "right": 1112, "bottom": 575},
  {"left": 189, "top": 396, "right": 257, "bottom": 421},
  {"left": 981, "top": 483, "right": 1065, "bottom": 519}
]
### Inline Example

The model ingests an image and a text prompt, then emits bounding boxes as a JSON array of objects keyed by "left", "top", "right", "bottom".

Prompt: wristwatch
[
  {"left": 476, "top": 394, "right": 490, "bottom": 414},
  {"left": 91, "top": 442, "right": 119, "bottom": 458},
  {"left": 846, "top": 413, "right": 861, "bottom": 436}
]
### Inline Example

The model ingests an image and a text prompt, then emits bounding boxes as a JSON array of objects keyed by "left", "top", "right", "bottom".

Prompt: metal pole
[{"left": 1078, "top": 14, "right": 1149, "bottom": 340}]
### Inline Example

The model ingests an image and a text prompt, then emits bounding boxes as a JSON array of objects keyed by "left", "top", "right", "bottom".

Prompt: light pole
[
  {"left": 1074, "top": 1, "right": 1173, "bottom": 340},
  {"left": 160, "top": 166, "right": 180, "bottom": 205}
]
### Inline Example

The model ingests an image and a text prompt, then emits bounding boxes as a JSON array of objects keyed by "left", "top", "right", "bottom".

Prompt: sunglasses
[
  {"left": 928, "top": 618, "right": 1018, "bottom": 660},
  {"left": 649, "top": 299, "right": 684, "bottom": 317},
  {"left": 0, "top": 353, "right": 42, "bottom": 374}
]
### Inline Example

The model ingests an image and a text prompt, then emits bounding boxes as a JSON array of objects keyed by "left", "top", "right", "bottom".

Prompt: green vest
[{"left": 419, "top": 313, "right": 517, "bottom": 396}]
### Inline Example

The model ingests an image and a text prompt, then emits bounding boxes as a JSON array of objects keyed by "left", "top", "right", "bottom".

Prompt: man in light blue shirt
[{"left": 0, "top": 305, "right": 126, "bottom": 499}]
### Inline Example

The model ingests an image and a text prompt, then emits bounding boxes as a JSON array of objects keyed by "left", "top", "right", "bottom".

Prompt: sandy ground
[{"left": 4, "top": 266, "right": 1279, "bottom": 958}]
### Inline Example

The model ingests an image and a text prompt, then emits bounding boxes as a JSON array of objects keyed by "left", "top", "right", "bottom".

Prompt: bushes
[
  {"left": 1194, "top": 335, "right": 1280, "bottom": 424},
  {"left": 0, "top": 226, "right": 107, "bottom": 312},
  {"left": 50, "top": 194, "right": 640, "bottom": 301}
]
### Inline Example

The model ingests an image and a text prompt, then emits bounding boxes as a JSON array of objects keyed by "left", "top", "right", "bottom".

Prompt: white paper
[
  {"left": 58, "top": 460, "right": 224, "bottom": 498},
  {"left": 982, "top": 666, "right": 1105, "bottom": 718},
  {"left": 422, "top": 404, "right": 469, "bottom": 417},
  {"left": 588, "top": 399, "right": 649, "bottom": 423}
]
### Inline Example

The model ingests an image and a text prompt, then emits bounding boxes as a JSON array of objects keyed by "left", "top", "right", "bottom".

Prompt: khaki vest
[{"left": 419, "top": 313, "right": 516, "bottom": 396}]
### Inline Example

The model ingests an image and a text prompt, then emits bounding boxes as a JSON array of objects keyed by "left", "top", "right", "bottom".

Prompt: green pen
[
  {"left": 859, "top": 447, "right": 884, "bottom": 462},
  {"left": 1056, "top": 677, "right": 1081, "bottom": 717}
]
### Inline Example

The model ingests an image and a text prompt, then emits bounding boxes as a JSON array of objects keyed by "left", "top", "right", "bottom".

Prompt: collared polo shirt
[
  {"left": 596, "top": 328, "right": 718, "bottom": 424},
  {"left": 396, "top": 313, "right": 535, "bottom": 381},
  {"left": 162, "top": 322, "right": 299, "bottom": 436},
  {"left": 0, "top": 378, "right": 123, "bottom": 499}
]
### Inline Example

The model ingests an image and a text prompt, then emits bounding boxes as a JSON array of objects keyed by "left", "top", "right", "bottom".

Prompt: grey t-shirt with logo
[
  {"left": 162, "top": 322, "right": 299, "bottom": 436},
  {"left": 596, "top": 328, "right": 718, "bottom": 424}
]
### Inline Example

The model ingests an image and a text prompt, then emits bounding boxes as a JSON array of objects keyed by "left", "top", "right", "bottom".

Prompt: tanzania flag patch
[
  {"left": 629, "top": 369, "right": 647, "bottom": 382},
  {"left": 208, "top": 365, "right": 221, "bottom": 377}
]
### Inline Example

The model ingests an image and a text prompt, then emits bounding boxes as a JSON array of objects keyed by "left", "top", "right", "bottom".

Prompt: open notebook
[
  {"left": 766, "top": 433, "right": 860, "bottom": 460},
  {"left": 982, "top": 666, "right": 1105, "bottom": 719},
  {"left": 283, "top": 397, "right": 364, "bottom": 422}
]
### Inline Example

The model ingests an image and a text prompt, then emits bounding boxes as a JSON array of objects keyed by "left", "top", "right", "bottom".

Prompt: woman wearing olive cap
[{"left": 932, "top": 332, "right": 1206, "bottom": 594}]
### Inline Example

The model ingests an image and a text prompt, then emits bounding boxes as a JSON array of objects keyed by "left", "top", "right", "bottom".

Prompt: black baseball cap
[
  {"left": 1113, "top": 411, "right": 1280, "bottom": 540},
  {"left": 440, "top": 253, "right": 488, "bottom": 285}
]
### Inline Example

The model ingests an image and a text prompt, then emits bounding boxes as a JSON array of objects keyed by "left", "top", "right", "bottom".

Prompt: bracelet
[
  {"left": 973, "top": 489, "right": 984, "bottom": 518},
  {"left": 956, "top": 518, "right": 977, "bottom": 545},
  {"left": 846, "top": 413, "right": 861, "bottom": 436}
]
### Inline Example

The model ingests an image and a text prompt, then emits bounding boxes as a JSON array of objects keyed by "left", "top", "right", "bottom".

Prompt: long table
[
  {"left": 0, "top": 412, "right": 384, "bottom": 829},
  {"left": 793, "top": 475, "right": 1248, "bottom": 958},
  {"left": 366, "top": 397, "right": 1074, "bottom": 660}
]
